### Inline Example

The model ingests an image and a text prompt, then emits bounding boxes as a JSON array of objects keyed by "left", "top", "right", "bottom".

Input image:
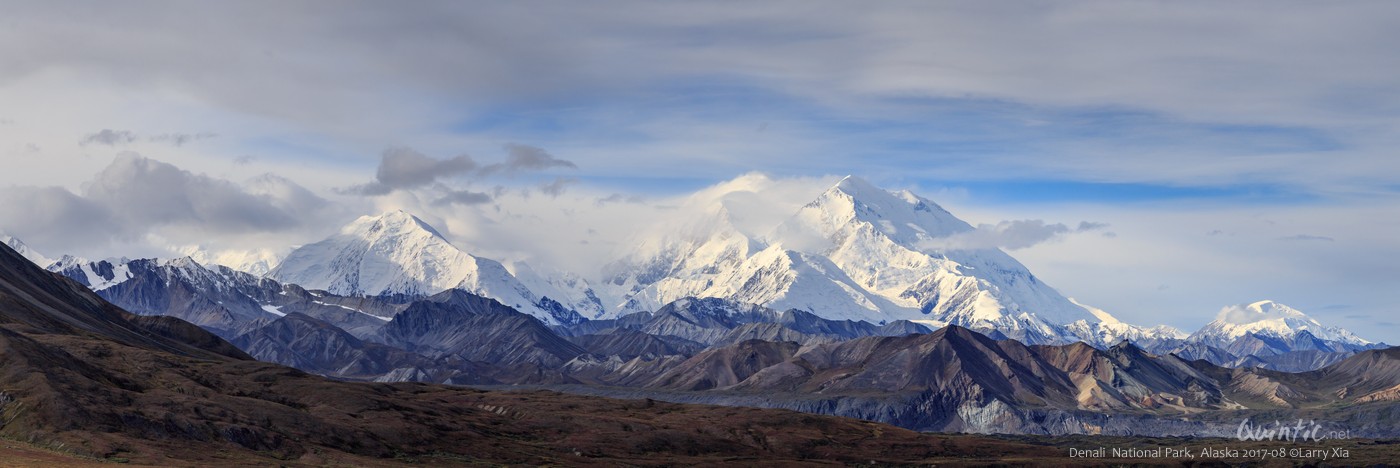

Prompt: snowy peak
[
  {"left": 176, "top": 244, "right": 286, "bottom": 277},
  {"left": 1218, "top": 300, "right": 1308, "bottom": 323},
  {"left": 768, "top": 176, "right": 1103, "bottom": 331},
  {"left": 269, "top": 210, "right": 469, "bottom": 296},
  {"left": 268, "top": 210, "right": 586, "bottom": 325},
  {"left": 343, "top": 209, "right": 447, "bottom": 240},
  {"left": 1, "top": 235, "right": 53, "bottom": 268},
  {"left": 793, "top": 175, "right": 972, "bottom": 247},
  {"left": 1191, "top": 300, "right": 1371, "bottom": 346},
  {"left": 600, "top": 174, "right": 1110, "bottom": 339}
]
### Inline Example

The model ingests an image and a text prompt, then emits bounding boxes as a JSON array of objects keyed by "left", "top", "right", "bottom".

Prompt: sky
[{"left": 1, "top": 1, "right": 1398, "bottom": 340}]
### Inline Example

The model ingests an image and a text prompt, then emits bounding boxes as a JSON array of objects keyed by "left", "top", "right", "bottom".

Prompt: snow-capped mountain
[
  {"left": 601, "top": 201, "right": 765, "bottom": 316},
  {"left": 268, "top": 210, "right": 586, "bottom": 325},
  {"left": 176, "top": 245, "right": 287, "bottom": 277},
  {"left": 1, "top": 235, "right": 53, "bottom": 267},
  {"left": 1063, "top": 298, "right": 1188, "bottom": 348},
  {"left": 600, "top": 175, "right": 1148, "bottom": 345},
  {"left": 771, "top": 176, "right": 1104, "bottom": 327},
  {"left": 506, "top": 260, "right": 606, "bottom": 320},
  {"left": 47, "top": 254, "right": 136, "bottom": 290},
  {"left": 48, "top": 254, "right": 396, "bottom": 338},
  {"left": 1189, "top": 300, "right": 1372, "bottom": 350}
]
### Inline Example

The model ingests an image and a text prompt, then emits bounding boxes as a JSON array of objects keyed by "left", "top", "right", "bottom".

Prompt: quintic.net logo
[{"left": 1236, "top": 418, "right": 1351, "bottom": 443}]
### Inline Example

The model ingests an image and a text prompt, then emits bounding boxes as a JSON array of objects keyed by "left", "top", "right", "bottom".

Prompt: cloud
[
  {"left": 233, "top": 155, "right": 257, "bottom": 165},
  {"left": 432, "top": 189, "right": 493, "bottom": 206},
  {"left": 82, "top": 154, "right": 302, "bottom": 233},
  {"left": 344, "top": 146, "right": 479, "bottom": 195},
  {"left": 1278, "top": 234, "right": 1335, "bottom": 242},
  {"left": 0, "top": 154, "right": 343, "bottom": 258},
  {"left": 539, "top": 177, "right": 577, "bottom": 197},
  {"left": 244, "top": 173, "right": 330, "bottom": 215},
  {"left": 0, "top": 186, "right": 114, "bottom": 248},
  {"left": 918, "top": 219, "right": 1108, "bottom": 251},
  {"left": 595, "top": 193, "right": 646, "bottom": 206},
  {"left": 148, "top": 132, "right": 218, "bottom": 146},
  {"left": 79, "top": 129, "right": 218, "bottom": 147},
  {"left": 480, "top": 144, "right": 577, "bottom": 177},
  {"left": 345, "top": 144, "right": 578, "bottom": 197},
  {"left": 80, "top": 129, "right": 137, "bottom": 146}
]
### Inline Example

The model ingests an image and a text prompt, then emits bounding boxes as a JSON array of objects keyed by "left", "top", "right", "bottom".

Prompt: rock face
[
  {"left": 0, "top": 241, "right": 248, "bottom": 360},
  {"left": 0, "top": 234, "right": 52, "bottom": 267},
  {"left": 269, "top": 210, "right": 590, "bottom": 325},
  {"left": 568, "top": 327, "right": 704, "bottom": 360},
  {"left": 230, "top": 312, "right": 438, "bottom": 379},
  {"left": 375, "top": 289, "right": 586, "bottom": 368}
]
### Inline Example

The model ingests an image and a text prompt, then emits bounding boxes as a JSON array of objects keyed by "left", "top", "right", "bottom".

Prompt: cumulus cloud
[
  {"left": 82, "top": 154, "right": 301, "bottom": 232},
  {"left": 0, "top": 154, "right": 339, "bottom": 258},
  {"left": 0, "top": 186, "right": 114, "bottom": 248},
  {"left": 919, "top": 219, "right": 1108, "bottom": 251}
]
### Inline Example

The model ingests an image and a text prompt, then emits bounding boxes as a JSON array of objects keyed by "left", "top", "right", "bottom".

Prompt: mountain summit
[
  {"left": 1190, "top": 300, "right": 1371, "bottom": 348},
  {"left": 603, "top": 176, "right": 1138, "bottom": 345},
  {"left": 1, "top": 234, "right": 53, "bottom": 267},
  {"left": 269, "top": 210, "right": 587, "bottom": 324}
]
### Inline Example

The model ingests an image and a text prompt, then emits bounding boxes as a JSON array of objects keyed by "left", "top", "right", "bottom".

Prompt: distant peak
[
  {"left": 1217, "top": 300, "right": 1307, "bottom": 322},
  {"left": 164, "top": 256, "right": 204, "bottom": 269},
  {"left": 832, "top": 175, "right": 882, "bottom": 195},
  {"left": 348, "top": 210, "right": 446, "bottom": 239}
]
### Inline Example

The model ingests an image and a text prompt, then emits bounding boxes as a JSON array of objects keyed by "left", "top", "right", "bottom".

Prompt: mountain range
[
  {"left": 2, "top": 177, "right": 1400, "bottom": 442},
  {"left": 2, "top": 175, "right": 1392, "bottom": 442},
  {"left": 0, "top": 229, "right": 1071, "bottom": 465},
  {"left": 9, "top": 176, "right": 1382, "bottom": 371}
]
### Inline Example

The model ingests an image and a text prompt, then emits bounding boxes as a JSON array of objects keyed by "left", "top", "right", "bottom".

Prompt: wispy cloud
[
  {"left": 919, "top": 220, "right": 1108, "bottom": 251},
  {"left": 480, "top": 144, "right": 577, "bottom": 177},
  {"left": 1278, "top": 234, "right": 1335, "bottom": 242},
  {"left": 79, "top": 129, "right": 217, "bottom": 147},
  {"left": 79, "top": 129, "right": 137, "bottom": 146},
  {"left": 343, "top": 144, "right": 577, "bottom": 200}
]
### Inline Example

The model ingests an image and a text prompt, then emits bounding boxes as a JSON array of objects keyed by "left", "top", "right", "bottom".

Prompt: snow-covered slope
[
  {"left": 506, "top": 260, "right": 606, "bottom": 320},
  {"left": 1, "top": 235, "right": 54, "bottom": 268},
  {"left": 600, "top": 176, "right": 1121, "bottom": 344},
  {"left": 601, "top": 202, "right": 765, "bottom": 316},
  {"left": 177, "top": 245, "right": 287, "bottom": 277},
  {"left": 771, "top": 176, "right": 1104, "bottom": 327},
  {"left": 268, "top": 210, "right": 585, "bottom": 324},
  {"left": 1189, "top": 300, "right": 1371, "bottom": 348},
  {"left": 46, "top": 255, "right": 135, "bottom": 290}
]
